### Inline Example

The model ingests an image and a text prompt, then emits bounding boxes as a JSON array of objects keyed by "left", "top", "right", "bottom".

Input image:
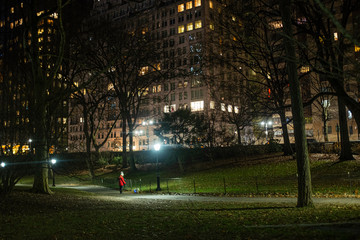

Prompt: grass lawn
[
  {"left": 72, "top": 154, "right": 360, "bottom": 197},
  {"left": 1, "top": 186, "right": 359, "bottom": 240}
]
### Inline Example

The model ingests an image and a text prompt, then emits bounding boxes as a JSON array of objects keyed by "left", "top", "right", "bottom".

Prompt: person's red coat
[{"left": 119, "top": 175, "right": 126, "bottom": 186}]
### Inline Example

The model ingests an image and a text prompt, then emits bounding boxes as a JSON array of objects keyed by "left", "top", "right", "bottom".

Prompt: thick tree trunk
[
  {"left": 323, "top": 107, "right": 329, "bottom": 142},
  {"left": 280, "top": 0, "right": 313, "bottom": 207},
  {"left": 236, "top": 125, "right": 242, "bottom": 145},
  {"left": 84, "top": 109, "right": 95, "bottom": 178},
  {"left": 338, "top": 97, "right": 354, "bottom": 160},
  {"left": 121, "top": 117, "right": 128, "bottom": 168},
  {"left": 128, "top": 130, "right": 137, "bottom": 171},
  {"left": 279, "top": 109, "right": 293, "bottom": 155},
  {"left": 32, "top": 100, "right": 51, "bottom": 194}
]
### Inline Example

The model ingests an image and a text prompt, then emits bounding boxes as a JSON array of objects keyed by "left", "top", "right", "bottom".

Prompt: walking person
[{"left": 119, "top": 171, "right": 126, "bottom": 194}]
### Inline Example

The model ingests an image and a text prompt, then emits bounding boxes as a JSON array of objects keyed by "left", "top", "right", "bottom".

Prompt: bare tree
[
  {"left": 280, "top": 0, "right": 313, "bottom": 207},
  {"left": 206, "top": 0, "right": 293, "bottom": 154},
  {"left": 295, "top": 0, "right": 360, "bottom": 160}
]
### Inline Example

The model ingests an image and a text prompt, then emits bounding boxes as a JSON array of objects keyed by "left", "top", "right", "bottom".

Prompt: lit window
[
  {"left": 178, "top": 25, "right": 185, "bottom": 33},
  {"left": 195, "top": 20, "right": 202, "bottom": 29},
  {"left": 221, "top": 103, "right": 226, "bottom": 111},
  {"left": 187, "top": 23, "right": 193, "bottom": 31},
  {"left": 108, "top": 83, "right": 114, "bottom": 91},
  {"left": 234, "top": 106, "right": 239, "bottom": 114},
  {"left": 38, "top": 37, "right": 43, "bottom": 43},
  {"left": 269, "top": 21, "right": 283, "bottom": 29},
  {"left": 195, "top": 0, "right": 201, "bottom": 7},
  {"left": 37, "top": 11, "right": 44, "bottom": 16},
  {"left": 191, "top": 101, "right": 204, "bottom": 112},
  {"left": 209, "top": 24, "right": 214, "bottom": 30},
  {"left": 210, "top": 101, "right": 215, "bottom": 109},
  {"left": 355, "top": 45, "right": 360, "bottom": 52},
  {"left": 334, "top": 32, "right": 338, "bottom": 41},
  {"left": 186, "top": 1, "right": 193, "bottom": 10},
  {"left": 11, "top": 7, "right": 14, "bottom": 13},
  {"left": 10, "top": 22, "right": 14, "bottom": 29},
  {"left": 228, "top": 105, "right": 233, "bottom": 112},
  {"left": 300, "top": 66, "right": 310, "bottom": 73},
  {"left": 178, "top": 4, "right": 184, "bottom": 12},
  {"left": 157, "top": 84, "right": 161, "bottom": 92},
  {"left": 209, "top": 0, "right": 213, "bottom": 8}
]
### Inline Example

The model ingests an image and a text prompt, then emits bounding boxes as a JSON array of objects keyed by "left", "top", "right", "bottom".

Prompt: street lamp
[
  {"left": 28, "top": 139, "right": 32, "bottom": 153},
  {"left": 154, "top": 143, "right": 161, "bottom": 191},
  {"left": 142, "top": 120, "right": 154, "bottom": 150},
  {"left": 51, "top": 159, "right": 56, "bottom": 187},
  {"left": 1, "top": 162, "right": 5, "bottom": 168},
  {"left": 261, "top": 121, "right": 272, "bottom": 142}
]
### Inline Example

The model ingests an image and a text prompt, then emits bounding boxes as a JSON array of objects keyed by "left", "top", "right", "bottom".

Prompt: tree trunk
[
  {"left": 338, "top": 97, "right": 354, "bottom": 160},
  {"left": 323, "top": 107, "right": 329, "bottom": 142},
  {"left": 128, "top": 129, "right": 137, "bottom": 171},
  {"left": 280, "top": 0, "right": 313, "bottom": 207},
  {"left": 84, "top": 109, "right": 95, "bottom": 178},
  {"left": 32, "top": 101, "right": 51, "bottom": 194},
  {"left": 279, "top": 109, "right": 293, "bottom": 155},
  {"left": 121, "top": 117, "right": 128, "bottom": 168},
  {"left": 236, "top": 125, "right": 242, "bottom": 145}
]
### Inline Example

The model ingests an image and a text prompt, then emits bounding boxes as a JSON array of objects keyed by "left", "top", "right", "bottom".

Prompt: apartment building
[
  {"left": 0, "top": 0, "right": 91, "bottom": 155},
  {"left": 68, "top": 0, "right": 224, "bottom": 152},
  {"left": 67, "top": 0, "right": 360, "bottom": 153}
]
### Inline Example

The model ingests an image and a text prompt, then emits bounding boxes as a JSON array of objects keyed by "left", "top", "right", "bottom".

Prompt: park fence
[{"left": 95, "top": 174, "right": 360, "bottom": 196}]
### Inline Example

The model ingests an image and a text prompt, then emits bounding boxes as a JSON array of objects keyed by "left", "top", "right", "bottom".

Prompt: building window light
[
  {"left": 234, "top": 106, "right": 239, "bottom": 114},
  {"left": 209, "top": 24, "right": 214, "bottom": 30},
  {"left": 221, "top": 103, "right": 226, "bottom": 111},
  {"left": 191, "top": 101, "right": 204, "bottom": 112},
  {"left": 355, "top": 45, "right": 360, "bottom": 52},
  {"left": 209, "top": 0, "right": 213, "bottom": 8},
  {"left": 270, "top": 21, "right": 283, "bottom": 29},
  {"left": 187, "top": 23, "right": 193, "bottom": 31},
  {"left": 334, "top": 32, "right": 338, "bottom": 41},
  {"left": 195, "top": 20, "right": 202, "bottom": 29},
  {"left": 300, "top": 66, "right": 310, "bottom": 73},
  {"left": 194, "top": 0, "right": 201, "bottom": 7},
  {"left": 178, "top": 4, "right": 185, "bottom": 12},
  {"left": 178, "top": 25, "right": 185, "bottom": 33},
  {"left": 186, "top": 1, "right": 193, "bottom": 10}
]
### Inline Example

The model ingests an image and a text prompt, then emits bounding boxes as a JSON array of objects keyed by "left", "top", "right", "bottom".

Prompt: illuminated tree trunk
[{"left": 280, "top": 0, "right": 313, "bottom": 207}]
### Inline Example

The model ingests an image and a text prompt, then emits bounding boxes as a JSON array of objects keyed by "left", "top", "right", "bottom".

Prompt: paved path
[{"left": 61, "top": 184, "right": 360, "bottom": 205}]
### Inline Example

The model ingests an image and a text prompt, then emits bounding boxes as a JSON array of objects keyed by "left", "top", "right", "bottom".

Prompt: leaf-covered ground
[{"left": 1, "top": 187, "right": 360, "bottom": 240}]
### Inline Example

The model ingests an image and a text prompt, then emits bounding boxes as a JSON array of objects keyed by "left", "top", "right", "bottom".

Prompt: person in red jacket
[{"left": 118, "top": 171, "right": 126, "bottom": 194}]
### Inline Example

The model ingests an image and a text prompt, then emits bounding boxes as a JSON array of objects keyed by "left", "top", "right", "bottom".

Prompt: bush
[{"left": 266, "top": 139, "right": 282, "bottom": 153}]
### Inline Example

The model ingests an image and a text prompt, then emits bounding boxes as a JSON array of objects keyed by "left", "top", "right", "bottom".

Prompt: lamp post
[
  {"left": 51, "top": 158, "right": 56, "bottom": 187},
  {"left": 28, "top": 139, "right": 32, "bottom": 153},
  {"left": 154, "top": 143, "right": 161, "bottom": 191},
  {"left": 261, "top": 121, "right": 272, "bottom": 142},
  {"left": 142, "top": 120, "right": 153, "bottom": 150}
]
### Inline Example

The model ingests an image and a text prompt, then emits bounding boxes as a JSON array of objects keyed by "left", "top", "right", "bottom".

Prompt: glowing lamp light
[
  {"left": 154, "top": 143, "right": 161, "bottom": 151},
  {"left": 51, "top": 159, "right": 57, "bottom": 165},
  {"left": 1, "top": 162, "right": 6, "bottom": 168}
]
